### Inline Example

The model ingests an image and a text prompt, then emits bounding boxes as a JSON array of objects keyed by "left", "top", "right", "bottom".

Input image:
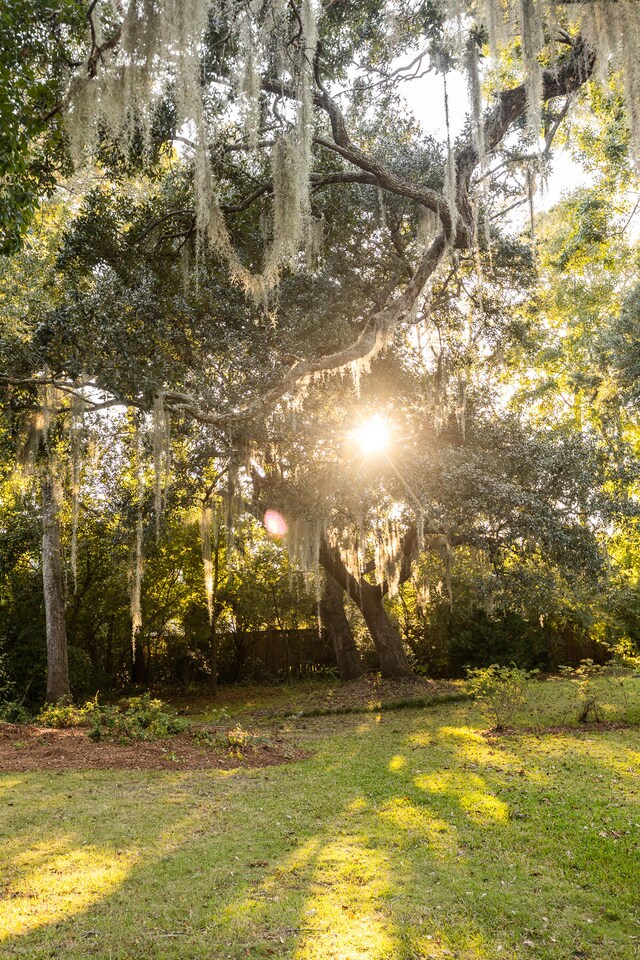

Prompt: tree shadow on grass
[
  {"left": 381, "top": 722, "right": 640, "bottom": 959},
  {"left": 1, "top": 709, "right": 639, "bottom": 959}
]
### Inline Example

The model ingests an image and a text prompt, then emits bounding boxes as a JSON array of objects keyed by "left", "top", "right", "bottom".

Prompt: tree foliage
[{"left": 1, "top": 1, "right": 640, "bottom": 698}]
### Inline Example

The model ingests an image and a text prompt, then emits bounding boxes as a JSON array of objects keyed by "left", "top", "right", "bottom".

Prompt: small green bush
[
  {"left": 193, "top": 724, "right": 267, "bottom": 754},
  {"left": 0, "top": 700, "right": 30, "bottom": 724},
  {"left": 37, "top": 702, "right": 89, "bottom": 728},
  {"left": 37, "top": 694, "right": 189, "bottom": 742},
  {"left": 87, "top": 694, "right": 190, "bottom": 742},
  {"left": 601, "top": 655, "right": 640, "bottom": 721},
  {"left": 238, "top": 657, "right": 277, "bottom": 685},
  {"left": 467, "top": 664, "right": 535, "bottom": 731},
  {"left": 201, "top": 707, "right": 231, "bottom": 724},
  {"left": 0, "top": 649, "right": 30, "bottom": 723},
  {"left": 559, "top": 660, "right": 605, "bottom": 723}
]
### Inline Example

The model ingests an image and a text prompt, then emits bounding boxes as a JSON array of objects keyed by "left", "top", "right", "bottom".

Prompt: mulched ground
[
  {"left": 0, "top": 724, "right": 308, "bottom": 772},
  {"left": 0, "top": 677, "right": 462, "bottom": 773},
  {"left": 483, "top": 720, "right": 636, "bottom": 740},
  {"left": 235, "top": 676, "right": 463, "bottom": 721},
  {"left": 292, "top": 675, "right": 461, "bottom": 710}
]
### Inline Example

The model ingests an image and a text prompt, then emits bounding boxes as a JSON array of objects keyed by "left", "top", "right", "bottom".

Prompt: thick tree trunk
[
  {"left": 319, "top": 574, "right": 364, "bottom": 681},
  {"left": 358, "top": 581, "right": 414, "bottom": 679},
  {"left": 319, "top": 539, "right": 414, "bottom": 679},
  {"left": 41, "top": 472, "right": 71, "bottom": 703}
]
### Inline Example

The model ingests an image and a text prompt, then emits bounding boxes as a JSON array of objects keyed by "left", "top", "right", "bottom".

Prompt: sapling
[{"left": 467, "top": 664, "right": 535, "bottom": 731}]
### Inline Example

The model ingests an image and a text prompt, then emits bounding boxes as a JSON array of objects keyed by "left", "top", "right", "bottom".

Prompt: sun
[{"left": 352, "top": 415, "right": 391, "bottom": 456}]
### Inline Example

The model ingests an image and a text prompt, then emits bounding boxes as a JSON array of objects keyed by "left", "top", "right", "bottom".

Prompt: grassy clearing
[{"left": 1, "top": 678, "right": 640, "bottom": 959}]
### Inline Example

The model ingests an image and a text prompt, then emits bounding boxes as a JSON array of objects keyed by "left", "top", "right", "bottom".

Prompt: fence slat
[{"left": 236, "top": 627, "right": 335, "bottom": 677}]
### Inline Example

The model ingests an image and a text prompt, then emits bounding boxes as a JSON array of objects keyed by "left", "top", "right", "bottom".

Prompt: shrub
[
  {"left": 467, "top": 664, "right": 535, "bottom": 731},
  {"left": 0, "top": 700, "right": 30, "bottom": 724},
  {"left": 37, "top": 693, "right": 189, "bottom": 742},
  {"left": 238, "top": 657, "right": 277, "bottom": 685},
  {"left": 601, "top": 653, "right": 640, "bottom": 721},
  {"left": 193, "top": 724, "right": 267, "bottom": 754},
  {"left": 37, "top": 702, "right": 89, "bottom": 728},
  {"left": 560, "top": 660, "right": 605, "bottom": 723},
  {"left": 67, "top": 646, "right": 98, "bottom": 699},
  {"left": 87, "top": 694, "right": 190, "bottom": 742},
  {"left": 201, "top": 707, "right": 231, "bottom": 724},
  {"left": 0, "top": 648, "right": 30, "bottom": 723}
]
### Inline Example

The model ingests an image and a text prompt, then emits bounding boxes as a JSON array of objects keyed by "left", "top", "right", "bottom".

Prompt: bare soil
[
  {"left": 483, "top": 720, "right": 636, "bottom": 740},
  {"left": 221, "top": 676, "right": 463, "bottom": 721},
  {"left": 284, "top": 675, "right": 461, "bottom": 712},
  {"left": 0, "top": 723, "right": 307, "bottom": 772},
  {"left": 0, "top": 677, "right": 461, "bottom": 773}
]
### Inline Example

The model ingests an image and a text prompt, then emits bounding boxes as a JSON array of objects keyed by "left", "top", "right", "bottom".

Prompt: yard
[{"left": 1, "top": 677, "right": 639, "bottom": 959}]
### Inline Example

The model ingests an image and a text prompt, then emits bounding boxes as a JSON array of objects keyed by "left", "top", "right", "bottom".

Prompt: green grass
[{"left": 1, "top": 680, "right": 640, "bottom": 959}]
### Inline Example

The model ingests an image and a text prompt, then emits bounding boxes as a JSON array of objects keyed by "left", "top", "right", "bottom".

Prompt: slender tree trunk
[
  {"left": 131, "top": 631, "right": 147, "bottom": 685},
  {"left": 209, "top": 618, "right": 218, "bottom": 695},
  {"left": 319, "top": 574, "right": 364, "bottom": 680},
  {"left": 41, "top": 472, "right": 71, "bottom": 703},
  {"left": 208, "top": 530, "right": 221, "bottom": 694},
  {"left": 105, "top": 616, "right": 114, "bottom": 678}
]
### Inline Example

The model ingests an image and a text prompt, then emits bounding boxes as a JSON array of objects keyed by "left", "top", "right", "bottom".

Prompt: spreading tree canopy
[{"left": 4, "top": 1, "right": 640, "bottom": 422}]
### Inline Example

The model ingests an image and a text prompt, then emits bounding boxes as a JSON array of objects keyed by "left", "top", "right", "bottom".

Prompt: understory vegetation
[{"left": 37, "top": 693, "right": 190, "bottom": 742}]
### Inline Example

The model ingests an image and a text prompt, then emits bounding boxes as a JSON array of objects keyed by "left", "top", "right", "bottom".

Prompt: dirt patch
[
  {"left": 483, "top": 721, "right": 637, "bottom": 740},
  {"left": 166, "top": 676, "right": 463, "bottom": 723},
  {"left": 258, "top": 676, "right": 463, "bottom": 719},
  {"left": 309, "top": 675, "right": 460, "bottom": 708},
  {"left": 0, "top": 724, "right": 308, "bottom": 772}
]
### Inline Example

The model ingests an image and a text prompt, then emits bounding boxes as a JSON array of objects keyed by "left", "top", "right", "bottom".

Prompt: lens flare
[{"left": 264, "top": 509, "right": 288, "bottom": 537}]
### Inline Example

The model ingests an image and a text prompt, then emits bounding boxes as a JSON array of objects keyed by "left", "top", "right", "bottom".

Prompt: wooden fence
[
  {"left": 229, "top": 627, "right": 336, "bottom": 678},
  {"left": 559, "top": 626, "right": 611, "bottom": 667}
]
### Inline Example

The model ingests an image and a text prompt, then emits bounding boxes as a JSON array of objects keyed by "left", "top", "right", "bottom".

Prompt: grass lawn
[{"left": 1, "top": 678, "right": 640, "bottom": 959}]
